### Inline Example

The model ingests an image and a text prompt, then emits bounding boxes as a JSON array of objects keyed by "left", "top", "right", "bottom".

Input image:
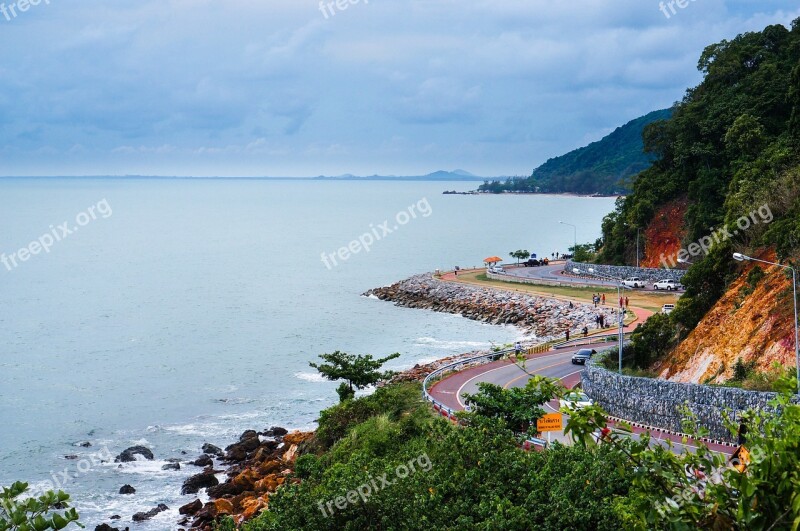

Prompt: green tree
[
  {"left": 462, "top": 375, "right": 563, "bottom": 435},
  {"left": 310, "top": 351, "right": 401, "bottom": 402},
  {"left": 509, "top": 249, "right": 530, "bottom": 264},
  {"left": 0, "top": 482, "right": 83, "bottom": 531}
]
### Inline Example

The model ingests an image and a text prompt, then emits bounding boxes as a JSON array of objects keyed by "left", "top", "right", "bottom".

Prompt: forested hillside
[
  {"left": 600, "top": 19, "right": 800, "bottom": 376},
  {"left": 479, "top": 109, "right": 670, "bottom": 195}
]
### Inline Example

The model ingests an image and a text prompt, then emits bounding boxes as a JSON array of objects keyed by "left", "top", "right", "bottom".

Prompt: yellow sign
[
  {"left": 730, "top": 446, "right": 750, "bottom": 473},
  {"left": 537, "top": 413, "right": 563, "bottom": 432}
]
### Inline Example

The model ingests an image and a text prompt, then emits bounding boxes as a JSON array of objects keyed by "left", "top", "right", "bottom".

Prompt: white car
[
  {"left": 653, "top": 279, "right": 681, "bottom": 291},
  {"left": 622, "top": 277, "right": 644, "bottom": 288},
  {"left": 559, "top": 391, "right": 594, "bottom": 410},
  {"left": 489, "top": 266, "right": 505, "bottom": 274}
]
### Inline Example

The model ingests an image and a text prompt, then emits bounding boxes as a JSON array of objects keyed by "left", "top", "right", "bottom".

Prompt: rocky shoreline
[
  {"left": 364, "top": 273, "right": 604, "bottom": 338},
  {"left": 95, "top": 428, "right": 314, "bottom": 531}
]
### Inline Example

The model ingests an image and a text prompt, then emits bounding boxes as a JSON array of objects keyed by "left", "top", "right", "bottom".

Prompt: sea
[{"left": 0, "top": 178, "right": 615, "bottom": 529}]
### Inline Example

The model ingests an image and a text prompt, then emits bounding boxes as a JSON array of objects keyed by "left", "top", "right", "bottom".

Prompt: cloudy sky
[{"left": 1, "top": 0, "right": 798, "bottom": 177}]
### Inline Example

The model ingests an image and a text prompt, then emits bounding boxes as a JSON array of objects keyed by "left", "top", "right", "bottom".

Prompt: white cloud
[{"left": 0, "top": 0, "right": 796, "bottom": 176}]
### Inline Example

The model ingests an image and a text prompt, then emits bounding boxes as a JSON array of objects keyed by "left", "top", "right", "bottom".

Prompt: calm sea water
[{"left": 0, "top": 178, "right": 615, "bottom": 528}]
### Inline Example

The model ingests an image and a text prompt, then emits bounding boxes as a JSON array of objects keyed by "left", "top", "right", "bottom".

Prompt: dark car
[{"left": 571, "top": 348, "right": 597, "bottom": 365}]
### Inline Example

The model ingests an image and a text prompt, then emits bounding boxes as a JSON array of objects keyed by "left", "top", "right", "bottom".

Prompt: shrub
[{"left": 0, "top": 482, "right": 82, "bottom": 531}]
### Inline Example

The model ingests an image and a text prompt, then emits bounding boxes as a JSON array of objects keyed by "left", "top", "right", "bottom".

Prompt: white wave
[
  {"left": 294, "top": 371, "right": 327, "bottom": 383},
  {"left": 414, "top": 337, "right": 491, "bottom": 349}
]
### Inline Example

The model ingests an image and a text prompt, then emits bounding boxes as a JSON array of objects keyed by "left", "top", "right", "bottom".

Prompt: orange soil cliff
[{"left": 655, "top": 250, "right": 796, "bottom": 383}]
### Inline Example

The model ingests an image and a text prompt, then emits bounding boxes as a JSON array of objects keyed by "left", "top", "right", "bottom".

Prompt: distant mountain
[
  {"left": 314, "top": 170, "right": 488, "bottom": 181},
  {"left": 479, "top": 108, "right": 672, "bottom": 195}
]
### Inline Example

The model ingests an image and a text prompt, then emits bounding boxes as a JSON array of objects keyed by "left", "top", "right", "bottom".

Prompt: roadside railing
[
  {"left": 552, "top": 332, "right": 632, "bottom": 349},
  {"left": 422, "top": 348, "right": 515, "bottom": 421}
]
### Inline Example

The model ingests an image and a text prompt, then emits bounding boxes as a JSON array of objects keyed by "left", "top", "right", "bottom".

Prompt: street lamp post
[
  {"left": 573, "top": 267, "right": 626, "bottom": 373},
  {"left": 733, "top": 253, "right": 799, "bottom": 395},
  {"left": 559, "top": 221, "right": 577, "bottom": 257}
]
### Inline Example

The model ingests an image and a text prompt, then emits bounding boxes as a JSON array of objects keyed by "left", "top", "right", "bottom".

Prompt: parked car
[
  {"left": 653, "top": 279, "right": 681, "bottom": 291},
  {"left": 622, "top": 277, "right": 645, "bottom": 288},
  {"left": 571, "top": 348, "right": 597, "bottom": 365},
  {"left": 559, "top": 391, "right": 594, "bottom": 410},
  {"left": 662, "top": 304, "right": 675, "bottom": 315},
  {"left": 489, "top": 266, "right": 505, "bottom": 274}
]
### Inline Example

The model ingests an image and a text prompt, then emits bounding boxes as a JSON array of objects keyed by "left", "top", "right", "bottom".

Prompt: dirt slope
[{"left": 655, "top": 250, "right": 796, "bottom": 383}]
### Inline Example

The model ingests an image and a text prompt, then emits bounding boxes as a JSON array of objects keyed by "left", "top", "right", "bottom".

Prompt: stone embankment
[
  {"left": 582, "top": 357, "right": 799, "bottom": 442},
  {"left": 364, "top": 274, "right": 604, "bottom": 338},
  {"left": 565, "top": 260, "right": 686, "bottom": 283}
]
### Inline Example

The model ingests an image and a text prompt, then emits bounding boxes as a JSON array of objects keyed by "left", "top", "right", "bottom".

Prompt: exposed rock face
[
  {"left": 657, "top": 252, "right": 795, "bottom": 383},
  {"left": 364, "top": 274, "right": 601, "bottom": 338},
  {"left": 114, "top": 446, "right": 154, "bottom": 463}
]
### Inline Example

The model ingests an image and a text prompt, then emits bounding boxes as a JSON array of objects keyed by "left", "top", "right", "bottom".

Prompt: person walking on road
[
  {"left": 625, "top": 296, "right": 630, "bottom": 309},
  {"left": 601, "top": 293, "right": 606, "bottom": 305},
  {"left": 582, "top": 326, "right": 588, "bottom": 338},
  {"left": 515, "top": 342, "right": 522, "bottom": 358},
  {"left": 565, "top": 329, "right": 570, "bottom": 342}
]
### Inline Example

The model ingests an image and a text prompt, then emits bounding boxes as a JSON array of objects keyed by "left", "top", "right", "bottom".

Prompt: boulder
[
  {"left": 132, "top": 503, "right": 169, "bottom": 522},
  {"left": 264, "top": 426, "right": 288, "bottom": 437},
  {"left": 202, "top": 443, "right": 223, "bottom": 456},
  {"left": 179, "top": 499, "right": 203, "bottom": 516},
  {"left": 118, "top": 485, "right": 136, "bottom": 495},
  {"left": 192, "top": 455, "right": 214, "bottom": 467},
  {"left": 182, "top": 470, "right": 219, "bottom": 495},
  {"left": 161, "top": 462, "right": 180, "bottom": 471},
  {"left": 115, "top": 446, "right": 154, "bottom": 463}
]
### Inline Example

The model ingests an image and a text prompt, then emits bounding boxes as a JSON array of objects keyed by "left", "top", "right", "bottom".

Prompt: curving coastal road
[{"left": 427, "top": 269, "right": 733, "bottom": 454}]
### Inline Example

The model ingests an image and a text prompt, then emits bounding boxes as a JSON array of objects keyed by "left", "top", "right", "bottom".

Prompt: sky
[{"left": 0, "top": 0, "right": 798, "bottom": 178}]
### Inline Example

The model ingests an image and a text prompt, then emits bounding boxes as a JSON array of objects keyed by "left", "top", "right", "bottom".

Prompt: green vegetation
[
  {"left": 479, "top": 109, "right": 671, "bottom": 195},
  {"left": 0, "top": 482, "right": 82, "bottom": 531},
  {"left": 309, "top": 351, "right": 401, "bottom": 402},
  {"left": 508, "top": 249, "right": 530, "bottom": 264},
  {"left": 222, "top": 369, "right": 800, "bottom": 530},
  {"left": 599, "top": 19, "right": 800, "bottom": 367},
  {"left": 229, "top": 382, "right": 636, "bottom": 530},
  {"left": 461, "top": 376, "right": 563, "bottom": 436}
]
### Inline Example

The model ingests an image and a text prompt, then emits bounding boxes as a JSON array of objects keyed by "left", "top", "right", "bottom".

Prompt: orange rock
[
  {"left": 256, "top": 460, "right": 281, "bottom": 476},
  {"left": 233, "top": 469, "right": 261, "bottom": 490},
  {"left": 282, "top": 444, "right": 299, "bottom": 463},
  {"left": 214, "top": 498, "right": 234, "bottom": 515},
  {"left": 283, "top": 431, "right": 313, "bottom": 445},
  {"left": 240, "top": 495, "right": 269, "bottom": 520},
  {"left": 254, "top": 475, "right": 278, "bottom": 493}
]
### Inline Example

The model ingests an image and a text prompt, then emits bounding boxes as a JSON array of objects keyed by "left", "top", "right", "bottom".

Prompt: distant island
[
  {"left": 313, "top": 169, "right": 494, "bottom": 182},
  {"left": 477, "top": 108, "right": 672, "bottom": 195}
]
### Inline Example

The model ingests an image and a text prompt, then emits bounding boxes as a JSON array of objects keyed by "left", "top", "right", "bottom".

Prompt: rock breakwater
[{"left": 365, "top": 274, "right": 604, "bottom": 338}]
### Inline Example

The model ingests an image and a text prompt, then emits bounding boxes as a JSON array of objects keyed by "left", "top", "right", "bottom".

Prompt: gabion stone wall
[
  {"left": 581, "top": 359, "right": 794, "bottom": 442},
  {"left": 565, "top": 260, "right": 686, "bottom": 283}
]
